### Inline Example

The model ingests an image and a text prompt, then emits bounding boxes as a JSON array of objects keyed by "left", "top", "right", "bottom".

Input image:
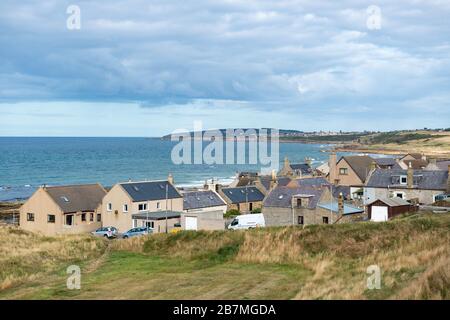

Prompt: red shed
[{"left": 367, "top": 197, "right": 417, "bottom": 222}]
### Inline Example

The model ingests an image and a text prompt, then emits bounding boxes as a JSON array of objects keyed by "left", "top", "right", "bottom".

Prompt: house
[
  {"left": 363, "top": 165, "right": 450, "bottom": 205},
  {"left": 218, "top": 186, "right": 265, "bottom": 213},
  {"left": 183, "top": 190, "right": 227, "bottom": 214},
  {"left": 425, "top": 159, "right": 450, "bottom": 171},
  {"left": 366, "top": 197, "right": 417, "bottom": 222},
  {"left": 374, "top": 157, "right": 401, "bottom": 170},
  {"left": 278, "top": 157, "right": 313, "bottom": 177},
  {"left": 262, "top": 182, "right": 364, "bottom": 227},
  {"left": 397, "top": 153, "right": 428, "bottom": 170},
  {"left": 19, "top": 184, "right": 106, "bottom": 235},
  {"left": 101, "top": 178, "right": 183, "bottom": 233}
]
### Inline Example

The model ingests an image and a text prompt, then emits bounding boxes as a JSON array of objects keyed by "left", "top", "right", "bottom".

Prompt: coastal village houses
[
  {"left": 262, "top": 177, "right": 364, "bottom": 227},
  {"left": 102, "top": 177, "right": 183, "bottom": 233},
  {"left": 218, "top": 185, "right": 265, "bottom": 213},
  {"left": 278, "top": 157, "right": 313, "bottom": 178},
  {"left": 363, "top": 165, "right": 450, "bottom": 205},
  {"left": 19, "top": 184, "right": 107, "bottom": 236}
]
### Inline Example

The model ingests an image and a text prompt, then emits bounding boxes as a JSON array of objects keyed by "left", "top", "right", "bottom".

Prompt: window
[
  {"left": 231, "top": 219, "right": 238, "bottom": 226},
  {"left": 297, "top": 198, "right": 303, "bottom": 208},
  {"left": 395, "top": 192, "right": 404, "bottom": 199},
  {"left": 298, "top": 216, "right": 304, "bottom": 225},
  {"left": 400, "top": 176, "right": 407, "bottom": 185},
  {"left": 90, "top": 213, "right": 94, "bottom": 221},
  {"left": 138, "top": 203, "right": 147, "bottom": 211},
  {"left": 123, "top": 204, "right": 128, "bottom": 213},
  {"left": 107, "top": 203, "right": 112, "bottom": 211},
  {"left": 47, "top": 214, "right": 55, "bottom": 223},
  {"left": 81, "top": 213, "right": 86, "bottom": 221},
  {"left": 322, "top": 217, "right": 329, "bottom": 224},
  {"left": 65, "top": 215, "right": 73, "bottom": 226},
  {"left": 249, "top": 203, "right": 253, "bottom": 211},
  {"left": 97, "top": 214, "right": 101, "bottom": 222},
  {"left": 156, "top": 202, "right": 160, "bottom": 209},
  {"left": 27, "top": 213, "right": 35, "bottom": 221},
  {"left": 339, "top": 168, "right": 348, "bottom": 175},
  {"left": 145, "top": 221, "right": 154, "bottom": 229}
]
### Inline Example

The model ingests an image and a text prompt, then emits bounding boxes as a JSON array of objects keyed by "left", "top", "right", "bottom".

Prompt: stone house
[
  {"left": 262, "top": 182, "right": 364, "bottom": 227},
  {"left": 363, "top": 165, "right": 449, "bottom": 205},
  {"left": 218, "top": 186, "right": 265, "bottom": 213},
  {"left": 19, "top": 184, "right": 106, "bottom": 235},
  {"left": 278, "top": 157, "right": 313, "bottom": 178}
]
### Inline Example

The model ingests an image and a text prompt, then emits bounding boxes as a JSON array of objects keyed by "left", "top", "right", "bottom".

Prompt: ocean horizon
[{"left": 0, "top": 137, "right": 374, "bottom": 201}]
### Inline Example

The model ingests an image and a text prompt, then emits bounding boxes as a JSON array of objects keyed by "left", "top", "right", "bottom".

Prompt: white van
[{"left": 228, "top": 213, "right": 265, "bottom": 230}]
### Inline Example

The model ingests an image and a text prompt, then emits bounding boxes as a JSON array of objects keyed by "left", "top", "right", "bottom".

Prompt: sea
[{"left": 0, "top": 137, "right": 383, "bottom": 201}]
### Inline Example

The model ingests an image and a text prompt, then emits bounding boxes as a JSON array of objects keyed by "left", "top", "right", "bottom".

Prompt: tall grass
[{"left": 0, "top": 227, "right": 107, "bottom": 291}]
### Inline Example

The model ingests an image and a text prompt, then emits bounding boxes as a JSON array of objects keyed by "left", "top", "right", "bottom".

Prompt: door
[
  {"left": 65, "top": 215, "right": 73, "bottom": 226},
  {"left": 371, "top": 206, "right": 388, "bottom": 222},
  {"left": 185, "top": 216, "right": 198, "bottom": 230}
]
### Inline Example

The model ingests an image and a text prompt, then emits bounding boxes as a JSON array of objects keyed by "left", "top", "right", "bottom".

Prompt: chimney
[
  {"left": 407, "top": 162, "right": 414, "bottom": 189},
  {"left": 329, "top": 152, "right": 337, "bottom": 184},
  {"left": 284, "top": 157, "right": 290, "bottom": 169},
  {"left": 168, "top": 173, "right": 174, "bottom": 185},
  {"left": 421, "top": 153, "right": 427, "bottom": 161},
  {"left": 338, "top": 192, "right": 344, "bottom": 217},
  {"left": 447, "top": 165, "right": 450, "bottom": 193}
]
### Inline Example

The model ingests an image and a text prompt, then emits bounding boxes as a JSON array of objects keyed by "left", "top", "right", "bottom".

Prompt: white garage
[
  {"left": 185, "top": 216, "right": 198, "bottom": 230},
  {"left": 371, "top": 206, "right": 388, "bottom": 222}
]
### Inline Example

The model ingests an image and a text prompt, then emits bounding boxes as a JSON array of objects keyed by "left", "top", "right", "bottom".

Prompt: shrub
[
  {"left": 224, "top": 209, "right": 240, "bottom": 218},
  {"left": 251, "top": 208, "right": 262, "bottom": 213}
]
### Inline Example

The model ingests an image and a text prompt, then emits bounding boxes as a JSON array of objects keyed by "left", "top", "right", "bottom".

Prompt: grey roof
[
  {"left": 45, "top": 184, "right": 106, "bottom": 213},
  {"left": 221, "top": 186, "right": 265, "bottom": 204},
  {"left": 277, "top": 177, "right": 292, "bottom": 187},
  {"left": 183, "top": 190, "right": 226, "bottom": 210},
  {"left": 366, "top": 169, "right": 448, "bottom": 190},
  {"left": 368, "top": 197, "right": 410, "bottom": 207},
  {"left": 263, "top": 186, "right": 325, "bottom": 209},
  {"left": 259, "top": 176, "right": 272, "bottom": 191},
  {"left": 287, "top": 177, "right": 351, "bottom": 199},
  {"left": 374, "top": 157, "right": 397, "bottom": 166},
  {"left": 290, "top": 163, "right": 313, "bottom": 175},
  {"left": 340, "top": 155, "right": 375, "bottom": 182},
  {"left": 437, "top": 160, "right": 450, "bottom": 171},
  {"left": 120, "top": 181, "right": 182, "bottom": 202},
  {"left": 132, "top": 211, "right": 181, "bottom": 220},
  {"left": 317, "top": 203, "right": 364, "bottom": 215}
]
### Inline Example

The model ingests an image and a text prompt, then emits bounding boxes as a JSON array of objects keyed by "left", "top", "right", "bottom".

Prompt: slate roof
[
  {"left": 132, "top": 211, "right": 182, "bottom": 220},
  {"left": 374, "top": 157, "right": 397, "bottom": 166},
  {"left": 403, "top": 159, "right": 428, "bottom": 169},
  {"left": 436, "top": 160, "right": 450, "bottom": 171},
  {"left": 317, "top": 203, "right": 364, "bottom": 215},
  {"left": 366, "top": 169, "right": 448, "bottom": 190},
  {"left": 221, "top": 186, "right": 265, "bottom": 204},
  {"left": 367, "top": 197, "right": 410, "bottom": 207},
  {"left": 339, "top": 155, "right": 375, "bottom": 182},
  {"left": 290, "top": 163, "right": 313, "bottom": 175},
  {"left": 120, "top": 181, "right": 182, "bottom": 202},
  {"left": 183, "top": 190, "right": 226, "bottom": 210},
  {"left": 263, "top": 186, "right": 325, "bottom": 209},
  {"left": 277, "top": 177, "right": 292, "bottom": 187},
  {"left": 45, "top": 184, "right": 106, "bottom": 213},
  {"left": 287, "top": 177, "right": 351, "bottom": 199}
]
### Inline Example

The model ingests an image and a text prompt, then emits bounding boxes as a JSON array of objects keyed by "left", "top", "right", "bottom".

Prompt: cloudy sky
[{"left": 0, "top": 0, "right": 449, "bottom": 136}]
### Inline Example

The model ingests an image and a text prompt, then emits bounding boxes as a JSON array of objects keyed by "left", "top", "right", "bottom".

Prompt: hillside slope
[{"left": 1, "top": 213, "right": 449, "bottom": 299}]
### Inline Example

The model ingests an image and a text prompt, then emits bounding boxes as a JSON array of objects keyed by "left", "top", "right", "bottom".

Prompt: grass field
[{"left": 1, "top": 213, "right": 449, "bottom": 300}]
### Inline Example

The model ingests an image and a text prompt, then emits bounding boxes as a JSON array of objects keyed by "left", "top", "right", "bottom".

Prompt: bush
[
  {"left": 224, "top": 209, "right": 240, "bottom": 218},
  {"left": 251, "top": 208, "right": 262, "bottom": 213}
]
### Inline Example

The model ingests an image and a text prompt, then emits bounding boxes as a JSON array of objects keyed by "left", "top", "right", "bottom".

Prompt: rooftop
[
  {"left": 44, "top": 184, "right": 106, "bottom": 213},
  {"left": 120, "top": 180, "right": 182, "bottom": 202},
  {"left": 183, "top": 190, "right": 226, "bottom": 210},
  {"left": 221, "top": 186, "right": 265, "bottom": 204}
]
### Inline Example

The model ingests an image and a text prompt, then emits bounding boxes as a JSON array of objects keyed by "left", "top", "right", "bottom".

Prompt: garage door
[
  {"left": 185, "top": 216, "right": 198, "bottom": 230},
  {"left": 371, "top": 206, "right": 388, "bottom": 222}
]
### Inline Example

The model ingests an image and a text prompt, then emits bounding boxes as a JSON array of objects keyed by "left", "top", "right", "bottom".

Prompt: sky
[{"left": 0, "top": 0, "right": 449, "bottom": 136}]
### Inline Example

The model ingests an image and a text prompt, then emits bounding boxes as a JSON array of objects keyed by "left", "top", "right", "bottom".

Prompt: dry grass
[{"left": 0, "top": 226, "right": 107, "bottom": 291}]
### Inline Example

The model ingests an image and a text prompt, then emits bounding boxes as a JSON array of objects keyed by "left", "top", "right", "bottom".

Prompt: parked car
[
  {"left": 122, "top": 227, "right": 153, "bottom": 239},
  {"left": 91, "top": 226, "right": 118, "bottom": 239},
  {"left": 434, "top": 194, "right": 449, "bottom": 202},
  {"left": 228, "top": 213, "right": 265, "bottom": 230}
]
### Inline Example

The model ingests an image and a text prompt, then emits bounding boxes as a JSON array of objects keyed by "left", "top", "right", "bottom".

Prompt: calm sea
[{"left": 0, "top": 137, "right": 345, "bottom": 201}]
